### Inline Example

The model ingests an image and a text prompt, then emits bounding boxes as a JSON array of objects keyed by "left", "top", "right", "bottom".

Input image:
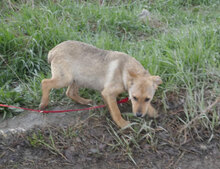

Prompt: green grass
[{"left": 0, "top": 0, "right": 220, "bottom": 164}]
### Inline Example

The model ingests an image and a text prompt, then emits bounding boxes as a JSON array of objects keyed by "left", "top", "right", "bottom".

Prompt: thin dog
[{"left": 39, "top": 41, "right": 162, "bottom": 128}]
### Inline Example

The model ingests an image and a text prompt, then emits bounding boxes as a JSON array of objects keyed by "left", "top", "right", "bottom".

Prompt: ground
[{"left": 1, "top": 101, "right": 220, "bottom": 169}]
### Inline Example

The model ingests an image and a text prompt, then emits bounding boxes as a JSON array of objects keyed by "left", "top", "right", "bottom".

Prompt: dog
[{"left": 39, "top": 41, "right": 162, "bottom": 128}]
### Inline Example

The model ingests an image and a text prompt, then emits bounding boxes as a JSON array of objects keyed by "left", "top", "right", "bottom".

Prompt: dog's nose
[{"left": 136, "top": 112, "right": 142, "bottom": 117}]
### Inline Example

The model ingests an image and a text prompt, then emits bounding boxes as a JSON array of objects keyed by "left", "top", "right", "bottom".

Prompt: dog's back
[
  {"left": 48, "top": 41, "right": 110, "bottom": 64},
  {"left": 47, "top": 41, "right": 129, "bottom": 91}
]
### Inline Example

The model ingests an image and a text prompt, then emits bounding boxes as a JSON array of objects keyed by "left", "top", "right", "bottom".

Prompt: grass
[
  {"left": 0, "top": 0, "right": 220, "bottom": 165},
  {"left": 28, "top": 129, "right": 69, "bottom": 160}
]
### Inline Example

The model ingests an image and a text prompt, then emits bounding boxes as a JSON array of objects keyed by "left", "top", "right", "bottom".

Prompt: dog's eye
[
  {"left": 133, "top": 96, "right": 138, "bottom": 101},
  {"left": 145, "top": 97, "right": 150, "bottom": 102}
]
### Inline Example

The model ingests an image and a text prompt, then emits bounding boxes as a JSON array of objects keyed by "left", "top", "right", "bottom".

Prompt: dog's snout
[{"left": 136, "top": 112, "right": 142, "bottom": 117}]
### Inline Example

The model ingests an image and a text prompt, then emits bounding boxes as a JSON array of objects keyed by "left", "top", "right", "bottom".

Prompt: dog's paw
[
  {"left": 85, "top": 99, "right": 93, "bottom": 105},
  {"left": 79, "top": 99, "right": 93, "bottom": 105},
  {"left": 119, "top": 120, "right": 131, "bottom": 128},
  {"left": 39, "top": 103, "right": 47, "bottom": 110},
  {"left": 147, "top": 108, "right": 158, "bottom": 118}
]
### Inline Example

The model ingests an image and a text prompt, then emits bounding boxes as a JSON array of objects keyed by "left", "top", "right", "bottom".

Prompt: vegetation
[{"left": 0, "top": 0, "right": 219, "bottom": 165}]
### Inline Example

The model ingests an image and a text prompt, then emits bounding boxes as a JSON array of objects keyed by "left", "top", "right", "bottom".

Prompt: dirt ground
[{"left": 0, "top": 101, "right": 220, "bottom": 169}]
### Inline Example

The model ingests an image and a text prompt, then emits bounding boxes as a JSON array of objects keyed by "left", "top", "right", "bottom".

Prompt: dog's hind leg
[
  {"left": 39, "top": 77, "right": 71, "bottom": 110},
  {"left": 66, "top": 83, "right": 92, "bottom": 105}
]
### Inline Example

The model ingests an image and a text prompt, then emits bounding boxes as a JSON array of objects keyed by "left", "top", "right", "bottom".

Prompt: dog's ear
[
  {"left": 127, "top": 70, "right": 137, "bottom": 88},
  {"left": 128, "top": 70, "right": 137, "bottom": 79},
  {"left": 150, "top": 76, "right": 162, "bottom": 89}
]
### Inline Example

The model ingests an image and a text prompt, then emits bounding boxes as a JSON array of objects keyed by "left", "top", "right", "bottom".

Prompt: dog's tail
[{"left": 47, "top": 50, "right": 55, "bottom": 64}]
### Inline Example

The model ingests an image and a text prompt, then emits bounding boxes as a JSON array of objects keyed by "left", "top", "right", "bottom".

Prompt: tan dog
[{"left": 39, "top": 41, "right": 162, "bottom": 128}]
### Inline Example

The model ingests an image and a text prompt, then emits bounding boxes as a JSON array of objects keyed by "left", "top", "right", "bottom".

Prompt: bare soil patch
[{"left": 0, "top": 99, "right": 220, "bottom": 169}]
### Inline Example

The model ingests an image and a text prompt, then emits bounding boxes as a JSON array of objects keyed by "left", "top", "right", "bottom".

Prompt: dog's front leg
[
  {"left": 147, "top": 104, "right": 158, "bottom": 118},
  {"left": 102, "top": 90, "right": 130, "bottom": 128}
]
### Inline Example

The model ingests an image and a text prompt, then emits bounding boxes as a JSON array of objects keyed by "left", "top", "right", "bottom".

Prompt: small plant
[
  {"left": 0, "top": 84, "right": 24, "bottom": 119},
  {"left": 106, "top": 115, "right": 159, "bottom": 165},
  {"left": 28, "top": 129, "right": 68, "bottom": 160},
  {"left": 28, "top": 132, "right": 44, "bottom": 147}
]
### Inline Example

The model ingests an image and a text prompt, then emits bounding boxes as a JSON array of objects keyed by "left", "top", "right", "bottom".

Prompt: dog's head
[{"left": 128, "top": 72, "right": 162, "bottom": 118}]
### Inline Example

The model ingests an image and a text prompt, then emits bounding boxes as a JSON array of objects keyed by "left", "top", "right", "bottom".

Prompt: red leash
[{"left": 0, "top": 97, "right": 129, "bottom": 114}]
